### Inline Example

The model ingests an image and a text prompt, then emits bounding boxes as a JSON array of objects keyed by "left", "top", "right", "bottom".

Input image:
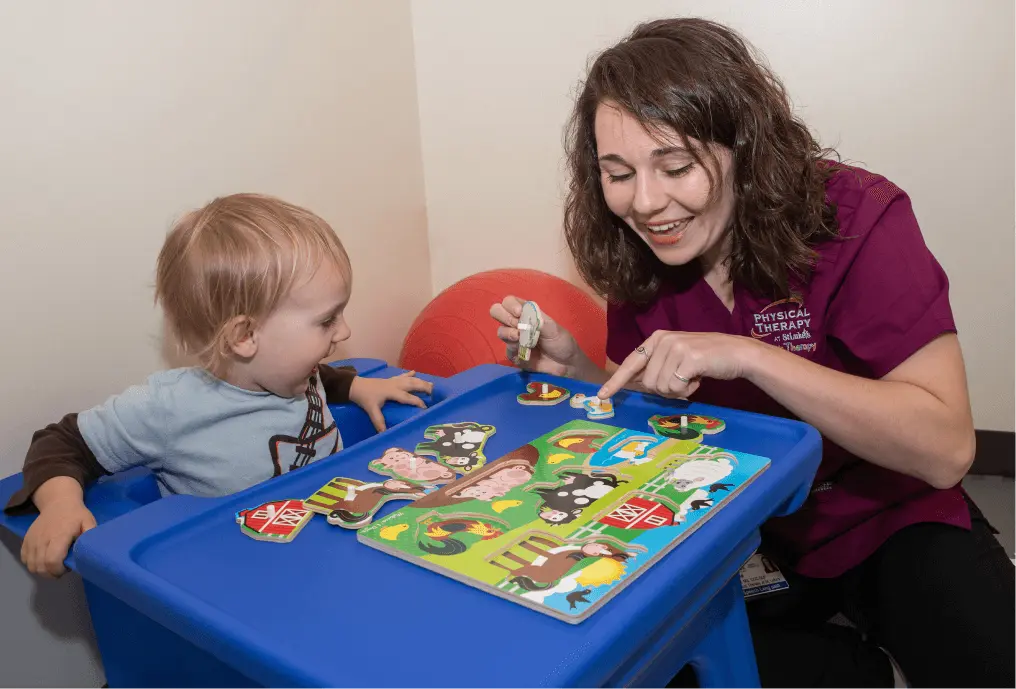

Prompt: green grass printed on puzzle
[{"left": 358, "top": 419, "right": 736, "bottom": 587}]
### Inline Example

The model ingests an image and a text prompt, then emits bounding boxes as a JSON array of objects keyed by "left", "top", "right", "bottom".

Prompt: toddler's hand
[
  {"left": 21, "top": 503, "right": 97, "bottom": 578},
  {"left": 349, "top": 372, "right": 434, "bottom": 432}
]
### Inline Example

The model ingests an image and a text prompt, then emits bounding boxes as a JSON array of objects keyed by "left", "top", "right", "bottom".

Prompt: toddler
[{"left": 5, "top": 193, "right": 431, "bottom": 577}]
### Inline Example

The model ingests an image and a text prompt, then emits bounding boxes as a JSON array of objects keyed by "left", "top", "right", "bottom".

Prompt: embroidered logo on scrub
[{"left": 750, "top": 295, "right": 816, "bottom": 353}]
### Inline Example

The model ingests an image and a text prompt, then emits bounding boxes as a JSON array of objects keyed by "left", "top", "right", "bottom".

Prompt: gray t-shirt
[{"left": 78, "top": 367, "right": 342, "bottom": 498}]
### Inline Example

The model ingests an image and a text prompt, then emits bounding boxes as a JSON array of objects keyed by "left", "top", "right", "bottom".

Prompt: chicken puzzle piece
[{"left": 517, "top": 381, "right": 571, "bottom": 406}]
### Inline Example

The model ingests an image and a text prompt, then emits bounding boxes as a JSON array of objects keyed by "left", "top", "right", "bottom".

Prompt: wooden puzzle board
[{"left": 358, "top": 419, "right": 770, "bottom": 623}]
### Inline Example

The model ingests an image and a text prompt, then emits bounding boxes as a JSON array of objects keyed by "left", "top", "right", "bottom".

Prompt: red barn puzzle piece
[{"left": 236, "top": 499, "right": 313, "bottom": 543}]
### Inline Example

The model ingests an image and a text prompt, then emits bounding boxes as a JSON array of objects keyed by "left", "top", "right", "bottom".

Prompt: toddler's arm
[
  {"left": 318, "top": 364, "right": 357, "bottom": 404},
  {"left": 4, "top": 414, "right": 108, "bottom": 577}
]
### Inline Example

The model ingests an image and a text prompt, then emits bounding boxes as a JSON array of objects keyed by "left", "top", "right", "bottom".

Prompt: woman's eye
[
  {"left": 665, "top": 164, "right": 694, "bottom": 178},
  {"left": 606, "top": 172, "right": 634, "bottom": 183}
]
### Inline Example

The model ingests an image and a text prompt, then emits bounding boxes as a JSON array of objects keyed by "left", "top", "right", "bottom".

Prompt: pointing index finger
[{"left": 597, "top": 345, "right": 651, "bottom": 399}]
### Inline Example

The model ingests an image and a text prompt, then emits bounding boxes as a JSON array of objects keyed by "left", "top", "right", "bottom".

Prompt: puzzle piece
[
  {"left": 516, "top": 301, "right": 543, "bottom": 362},
  {"left": 581, "top": 396, "right": 614, "bottom": 420},
  {"left": 304, "top": 477, "right": 426, "bottom": 529},
  {"left": 569, "top": 393, "right": 588, "bottom": 408},
  {"left": 517, "top": 381, "right": 571, "bottom": 406},
  {"left": 236, "top": 499, "right": 313, "bottom": 543},
  {"left": 648, "top": 413, "right": 725, "bottom": 442},
  {"left": 368, "top": 447, "right": 457, "bottom": 486},
  {"left": 415, "top": 422, "right": 496, "bottom": 473}
]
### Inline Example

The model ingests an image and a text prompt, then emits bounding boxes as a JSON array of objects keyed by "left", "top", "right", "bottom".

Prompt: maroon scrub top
[{"left": 606, "top": 165, "right": 969, "bottom": 577}]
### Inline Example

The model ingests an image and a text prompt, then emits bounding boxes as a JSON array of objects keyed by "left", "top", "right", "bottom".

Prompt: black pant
[{"left": 671, "top": 501, "right": 1014, "bottom": 687}]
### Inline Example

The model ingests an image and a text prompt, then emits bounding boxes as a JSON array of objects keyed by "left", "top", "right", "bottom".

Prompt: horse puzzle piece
[
  {"left": 236, "top": 499, "right": 313, "bottom": 543},
  {"left": 415, "top": 422, "right": 496, "bottom": 473},
  {"left": 368, "top": 447, "right": 457, "bottom": 486},
  {"left": 517, "top": 381, "right": 571, "bottom": 406},
  {"left": 304, "top": 477, "right": 426, "bottom": 529},
  {"left": 648, "top": 413, "right": 725, "bottom": 442},
  {"left": 516, "top": 301, "right": 543, "bottom": 361},
  {"left": 581, "top": 396, "right": 614, "bottom": 420}
]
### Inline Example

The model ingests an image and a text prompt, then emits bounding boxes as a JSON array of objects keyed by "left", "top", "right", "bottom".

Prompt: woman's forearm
[{"left": 741, "top": 338, "right": 975, "bottom": 488}]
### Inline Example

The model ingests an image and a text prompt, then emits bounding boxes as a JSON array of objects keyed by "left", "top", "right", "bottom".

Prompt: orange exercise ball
[{"left": 398, "top": 268, "right": 606, "bottom": 378}]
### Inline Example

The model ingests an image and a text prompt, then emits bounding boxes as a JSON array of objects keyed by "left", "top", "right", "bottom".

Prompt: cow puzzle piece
[{"left": 415, "top": 421, "right": 496, "bottom": 473}]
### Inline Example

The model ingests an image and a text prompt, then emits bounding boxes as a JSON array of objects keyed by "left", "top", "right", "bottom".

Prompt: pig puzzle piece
[
  {"left": 368, "top": 447, "right": 457, "bottom": 487},
  {"left": 304, "top": 477, "right": 426, "bottom": 529},
  {"left": 415, "top": 422, "right": 496, "bottom": 473},
  {"left": 648, "top": 413, "right": 726, "bottom": 442},
  {"left": 516, "top": 301, "right": 543, "bottom": 362},
  {"left": 581, "top": 396, "right": 614, "bottom": 420},
  {"left": 236, "top": 499, "right": 313, "bottom": 543},
  {"left": 517, "top": 381, "right": 571, "bottom": 406}
]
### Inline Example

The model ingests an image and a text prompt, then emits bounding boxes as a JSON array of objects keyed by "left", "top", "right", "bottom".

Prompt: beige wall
[
  {"left": 0, "top": 1, "right": 428, "bottom": 684},
  {"left": 411, "top": 0, "right": 1015, "bottom": 432}
]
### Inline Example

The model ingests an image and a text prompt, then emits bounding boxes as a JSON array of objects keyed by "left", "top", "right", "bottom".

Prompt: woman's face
[{"left": 594, "top": 101, "right": 735, "bottom": 268}]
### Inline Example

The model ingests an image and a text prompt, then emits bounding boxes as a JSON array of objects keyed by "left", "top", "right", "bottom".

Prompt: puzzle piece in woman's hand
[
  {"left": 517, "top": 381, "right": 571, "bottom": 406},
  {"left": 303, "top": 477, "right": 426, "bottom": 529},
  {"left": 516, "top": 301, "right": 543, "bottom": 361},
  {"left": 368, "top": 447, "right": 457, "bottom": 486}
]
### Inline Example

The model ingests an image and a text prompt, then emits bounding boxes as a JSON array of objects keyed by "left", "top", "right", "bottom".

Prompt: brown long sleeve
[
  {"left": 318, "top": 364, "right": 357, "bottom": 404},
  {"left": 4, "top": 413, "right": 109, "bottom": 516}
]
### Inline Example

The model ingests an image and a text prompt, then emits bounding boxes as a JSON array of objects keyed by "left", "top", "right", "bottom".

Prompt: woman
[{"left": 490, "top": 18, "right": 1013, "bottom": 688}]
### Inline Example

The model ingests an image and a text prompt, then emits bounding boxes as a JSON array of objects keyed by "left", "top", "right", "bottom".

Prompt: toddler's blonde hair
[{"left": 155, "top": 193, "right": 350, "bottom": 375}]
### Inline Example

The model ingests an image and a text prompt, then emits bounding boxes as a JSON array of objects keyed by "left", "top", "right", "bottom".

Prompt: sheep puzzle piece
[
  {"left": 358, "top": 418, "right": 770, "bottom": 623},
  {"left": 516, "top": 301, "right": 543, "bottom": 362}
]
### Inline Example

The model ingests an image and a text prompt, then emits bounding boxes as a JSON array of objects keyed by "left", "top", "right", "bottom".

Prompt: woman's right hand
[{"left": 490, "top": 296, "right": 585, "bottom": 377}]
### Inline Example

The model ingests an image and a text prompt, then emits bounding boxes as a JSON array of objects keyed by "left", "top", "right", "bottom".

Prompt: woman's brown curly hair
[{"left": 564, "top": 18, "right": 840, "bottom": 304}]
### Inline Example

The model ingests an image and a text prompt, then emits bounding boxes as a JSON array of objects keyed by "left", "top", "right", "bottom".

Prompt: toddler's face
[{"left": 251, "top": 259, "right": 352, "bottom": 397}]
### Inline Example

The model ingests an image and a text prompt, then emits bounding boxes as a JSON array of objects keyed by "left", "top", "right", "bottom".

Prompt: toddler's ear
[{"left": 224, "top": 315, "right": 258, "bottom": 359}]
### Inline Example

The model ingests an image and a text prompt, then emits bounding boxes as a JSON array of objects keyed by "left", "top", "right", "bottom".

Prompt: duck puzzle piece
[
  {"left": 368, "top": 447, "right": 457, "bottom": 486},
  {"left": 517, "top": 381, "right": 571, "bottom": 406},
  {"left": 516, "top": 301, "right": 543, "bottom": 362},
  {"left": 648, "top": 413, "right": 726, "bottom": 442},
  {"left": 304, "top": 477, "right": 426, "bottom": 529},
  {"left": 415, "top": 422, "right": 496, "bottom": 473},
  {"left": 581, "top": 396, "right": 614, "bottom": 420},
  {"left": 236, "top": 499, "right": 313, "bottom": 543}
]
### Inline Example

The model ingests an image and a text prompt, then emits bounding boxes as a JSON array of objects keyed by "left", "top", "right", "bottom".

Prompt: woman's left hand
[{"left": 597, "top": 331, "right": 757, "bottom": 400}]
